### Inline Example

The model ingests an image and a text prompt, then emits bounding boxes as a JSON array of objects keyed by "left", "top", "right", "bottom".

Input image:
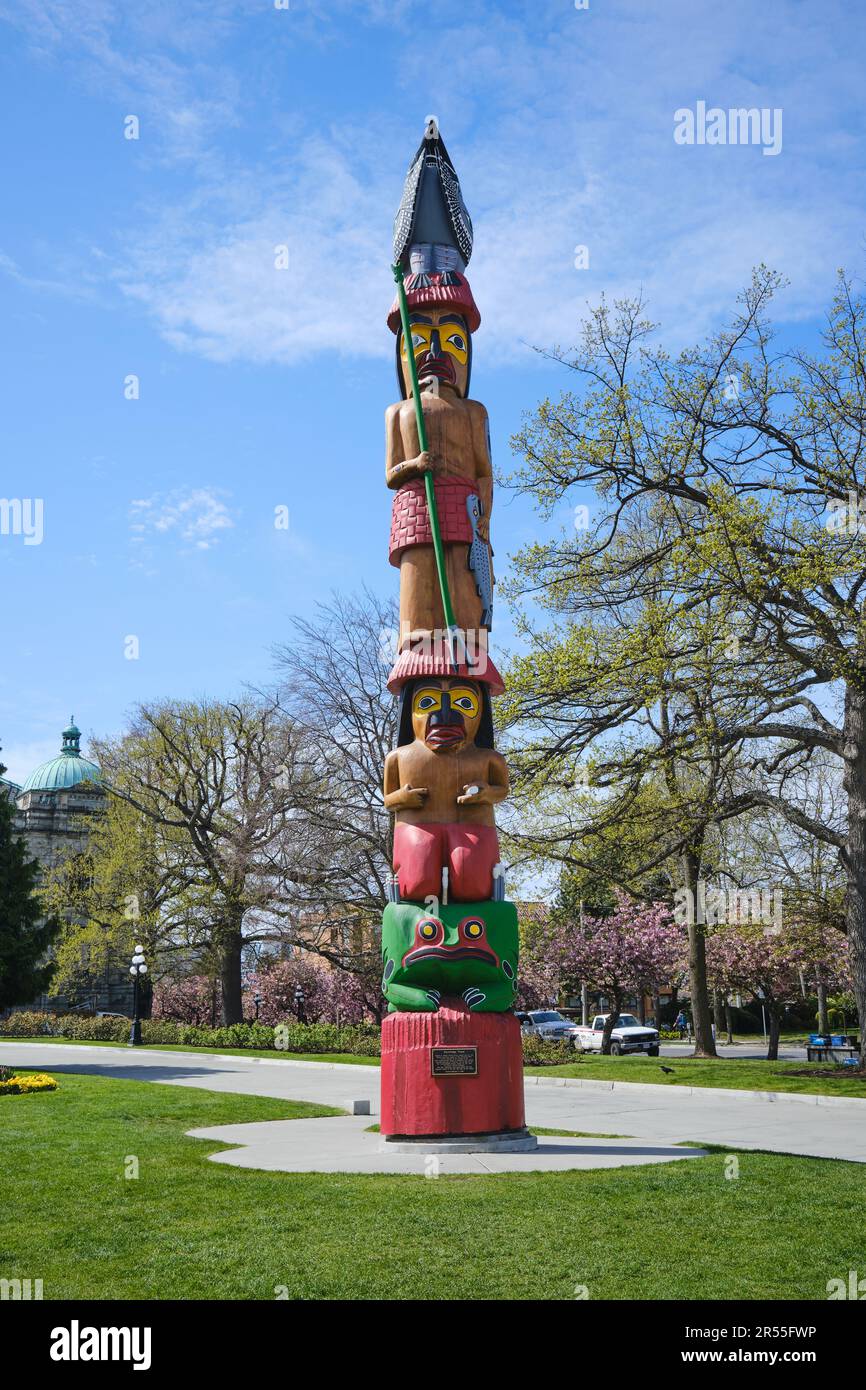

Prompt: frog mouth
[{"left": 403, "top": 945, "right": 497, "bottom": 967}]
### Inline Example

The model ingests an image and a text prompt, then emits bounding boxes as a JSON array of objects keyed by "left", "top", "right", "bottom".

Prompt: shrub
[
  {"left": 521, "top": 1034, "right": 576, "bottom": 1066},
  {"left": 60, "top": 1015, "right": 129, "bottom": 1042},
  {"left": 0, "top": 1011, "right": 61, "bottom": 1037}
]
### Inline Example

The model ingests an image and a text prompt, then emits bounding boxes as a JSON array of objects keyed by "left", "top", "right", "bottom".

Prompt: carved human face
[
  {"left": 399, "top": 310, "right": 470, "bottom": 398},
  {"left": 410, "top": 680, "right": 481, "bottom": 753}
]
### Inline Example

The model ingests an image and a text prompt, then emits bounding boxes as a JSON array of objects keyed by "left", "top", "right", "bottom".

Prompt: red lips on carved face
[
  {"left": 425, "top": 722, "right": 465, "bottom": 751},
  {"left": 415, "top": 352, "right": 456, "bottom": 385}
]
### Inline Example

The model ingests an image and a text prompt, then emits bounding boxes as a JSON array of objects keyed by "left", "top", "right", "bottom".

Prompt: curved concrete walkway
[
  {"left": 2, "top": 1041, "right": 864, "bottom": 1164},
  {"left": 187, "top": 1113, "right": 708, "bottom": 1174}
]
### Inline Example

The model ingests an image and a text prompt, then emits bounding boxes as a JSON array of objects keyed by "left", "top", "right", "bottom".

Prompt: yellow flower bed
[{"left": 0, "top": 1072, "right": 58, "bottom": 1096}]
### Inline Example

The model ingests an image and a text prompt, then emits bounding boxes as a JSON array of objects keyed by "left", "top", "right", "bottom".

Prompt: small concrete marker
[{"left": 351, "top": 1099, "right": 371, "bottom": 1115}]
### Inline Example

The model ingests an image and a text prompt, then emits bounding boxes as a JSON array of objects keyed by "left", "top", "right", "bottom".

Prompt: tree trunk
[
  {"left": 682, "top": 847, "right": 718, "bottom": 1058},
  {"left": 601, "top": 988, "right": 623, "bottom": 1055},
  {"left": 724, "top": 999, "right": 734, "bottom": 1045},
  {"left": 713, "top": 988, "right": 724, "bottom": 1041},
  {"left": 816, "top": 975, "right": 829, "bottom": 1037},
  {"left": 766, "top": 1006, "right": 781, "bottom": 1061},
  {"left": 842, "top": 686, "right": 866, "bottom": 1067},
  {"left": 218, "top": 922, "right": 244, "bottom": 1025}
]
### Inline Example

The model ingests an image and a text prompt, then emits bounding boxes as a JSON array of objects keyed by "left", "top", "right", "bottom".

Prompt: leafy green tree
[
  {"left": 89, "top": 698, "right": 309, "bottom": 1025},
  {"left": 501, "top": 505, "right": 747, "bottom": 1054},
  {"left": 0, "top": 756, "right": 57, "bottom": 1008},
  {"left": 41, "top": 795, "right": 186, "bottom": 1015},
  {"left": 506, "top": 268, "right": 866, "bottom": 1063}
]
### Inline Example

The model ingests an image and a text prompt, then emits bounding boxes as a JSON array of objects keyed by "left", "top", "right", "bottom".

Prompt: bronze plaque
[{"left": 430, "top": 1046, "right": 478, "bottom": 1077}]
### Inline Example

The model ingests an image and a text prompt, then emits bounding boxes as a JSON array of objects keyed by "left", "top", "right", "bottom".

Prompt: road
[
  {"left": 3, "top": 1040, "right": 863, "bottom": 1163},
  {"left": 661, "top": 1041, "right": 807, "bottom": 1060}
]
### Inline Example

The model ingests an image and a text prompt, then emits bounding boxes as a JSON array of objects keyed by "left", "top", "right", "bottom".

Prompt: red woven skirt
[{"left": 389, "top": 477, "right": 475, "bottom": 566}]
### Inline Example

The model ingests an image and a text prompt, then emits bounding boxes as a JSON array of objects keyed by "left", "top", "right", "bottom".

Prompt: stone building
[{"left": 7, "top": 719, "right": 134, "bottom": 1014}]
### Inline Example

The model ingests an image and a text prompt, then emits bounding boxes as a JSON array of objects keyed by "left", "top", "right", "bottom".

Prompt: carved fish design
[{"left": 466, "top": 493, "right": 493, "bottom": 628}]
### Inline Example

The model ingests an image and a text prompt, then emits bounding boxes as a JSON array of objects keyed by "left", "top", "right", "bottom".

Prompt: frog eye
[
  {"left": 461, "top": 918, "right": 485, "bottom": 940},
  {"left": 417, "top": 918, "right": 441, "bottom": 942}
]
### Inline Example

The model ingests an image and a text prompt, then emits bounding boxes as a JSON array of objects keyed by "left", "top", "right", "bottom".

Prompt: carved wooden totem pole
[{"left": 379, "top": 122, "right": 534, "bottom": 1150}]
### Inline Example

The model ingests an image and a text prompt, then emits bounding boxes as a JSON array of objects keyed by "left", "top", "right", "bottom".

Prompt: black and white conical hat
[{"left": 392, "top": 118, "right": 474, "bottom": 272}]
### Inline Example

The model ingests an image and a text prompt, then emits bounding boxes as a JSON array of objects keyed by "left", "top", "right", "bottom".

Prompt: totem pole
[{"left": 379, "top": 121, "right": 535, "bottom": 1150}]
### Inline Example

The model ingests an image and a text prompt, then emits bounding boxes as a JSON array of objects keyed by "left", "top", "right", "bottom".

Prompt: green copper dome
[{"left": 21, "top": 717, "right": 102, "bottom": 793}]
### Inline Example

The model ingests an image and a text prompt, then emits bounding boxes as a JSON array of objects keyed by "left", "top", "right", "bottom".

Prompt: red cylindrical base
[{"left": 380, "top": 999, "right": 526, "bottom": 1138}]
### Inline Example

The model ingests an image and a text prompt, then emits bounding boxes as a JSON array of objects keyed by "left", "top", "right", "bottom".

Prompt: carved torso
[
  {"left": 387, "top": 392, "right": 489, "bottom": 483},
  {"left": 384, "top": 743, "right": 508, "bottom": 825}
]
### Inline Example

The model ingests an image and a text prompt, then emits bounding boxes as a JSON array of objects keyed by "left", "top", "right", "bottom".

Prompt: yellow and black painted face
[
  {"left": 399, "top": 310, "right": 471, "bottom": 399},
  {"left": 410, "top": 679, "right": 482, "bottom": 752}
]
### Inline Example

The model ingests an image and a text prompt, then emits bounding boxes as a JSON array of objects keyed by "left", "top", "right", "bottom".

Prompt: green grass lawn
[
  {"left": 525, "top": 1055, "right": 866, "bottom": 1098},
  {"left": 1, "top": 1070, "right": 864, "bottom": 1300}
]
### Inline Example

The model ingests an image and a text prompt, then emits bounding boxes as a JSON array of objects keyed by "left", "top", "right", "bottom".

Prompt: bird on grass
[{"left": 659, "top": 1065, "right": 676, "bottom": 1075}]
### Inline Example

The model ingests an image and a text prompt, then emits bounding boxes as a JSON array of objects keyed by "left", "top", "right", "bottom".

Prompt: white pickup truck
[{"left": 572, "top": 1013, "right": 660, "bottom": 1056}]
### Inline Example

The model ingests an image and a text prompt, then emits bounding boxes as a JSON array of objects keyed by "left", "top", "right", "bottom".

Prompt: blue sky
[{"left": 0, "top": 0, "right": 863, "bottom": 783}]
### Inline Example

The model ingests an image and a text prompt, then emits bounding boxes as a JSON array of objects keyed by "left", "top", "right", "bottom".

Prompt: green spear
[{"left": 392, "top": 263, "right": 463, "bottom": 670}]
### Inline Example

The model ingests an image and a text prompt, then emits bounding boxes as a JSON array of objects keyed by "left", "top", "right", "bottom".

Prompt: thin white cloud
[
  {"left": 2, "top": 0, "right": 864, "bottom": 363},
  {"left": 0, "top": 738, "right": 71, "bottom": 788},
  {"left": 129, "top": 487, "right": 234, "bottom": 553}
]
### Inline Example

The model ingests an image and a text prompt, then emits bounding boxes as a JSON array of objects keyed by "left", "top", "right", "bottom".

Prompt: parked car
[
  {"left": 572, "top": 1013, "right": 660, "bottom": 1056},
  {"left": 519, "top": 1009, "right": 582, "bottom": 1045}
]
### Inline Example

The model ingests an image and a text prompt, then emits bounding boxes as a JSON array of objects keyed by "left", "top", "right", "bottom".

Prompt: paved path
[
  {"left": 662, "top": 1041, "right": 806, "bottom": 1060},
  {"left": 186, "top": 1113, "right": 708, "bottom": 1174},
  {"left": 3, "top": 1042, "right": 863, "bottom": 1164}
]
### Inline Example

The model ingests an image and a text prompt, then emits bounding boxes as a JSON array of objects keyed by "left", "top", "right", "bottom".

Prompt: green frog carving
[{"left": 381, "top": 899, "right": 518, "bottom": 1012}]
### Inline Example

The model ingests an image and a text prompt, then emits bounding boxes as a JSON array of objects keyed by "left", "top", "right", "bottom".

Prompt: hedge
[
  {"left": 1, "top": 1011, "right": 603, "bottom": 1066},
  {"left": 0, "top": 1011, "right": 382, "bottom": 1056}
]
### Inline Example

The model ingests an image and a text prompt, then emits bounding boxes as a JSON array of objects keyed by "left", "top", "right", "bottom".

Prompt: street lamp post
[
  {"left": 253, "top": 992, "right": 262, "bottom": 1022},
  {"left": 294, "top": 986, "right": 306, "bottom": 1026},
  {"left": 129, "top": 945, "right": 148, "bottom": 1046}
]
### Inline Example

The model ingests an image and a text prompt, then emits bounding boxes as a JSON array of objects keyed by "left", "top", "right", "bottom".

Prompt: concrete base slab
[
  {"left": 381, "top": 1127, "right": 538, "bottom": 1154},
  {"left": 187, "top": 1114, "right": 707, "bottom": 1174}
]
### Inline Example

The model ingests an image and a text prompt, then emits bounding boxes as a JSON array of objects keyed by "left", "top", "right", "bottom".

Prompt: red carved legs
[{"left": 393, "top": 821, "right": 500, "bottom": 901}]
